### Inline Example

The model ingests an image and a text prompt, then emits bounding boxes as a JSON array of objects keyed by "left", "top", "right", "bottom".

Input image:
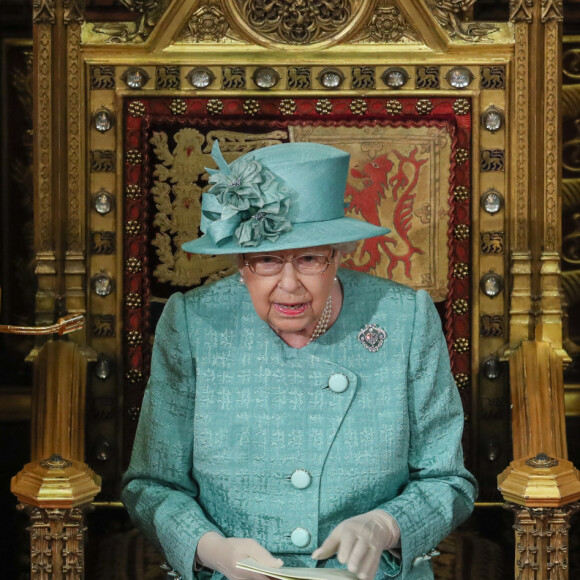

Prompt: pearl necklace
[{"left": 308, "top": 295, "right": 332, "bottom": 344}]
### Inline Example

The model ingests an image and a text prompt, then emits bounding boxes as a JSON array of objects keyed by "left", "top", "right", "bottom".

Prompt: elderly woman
[{"left": 122, "top": 141, "right": 476, "bottom": 580}]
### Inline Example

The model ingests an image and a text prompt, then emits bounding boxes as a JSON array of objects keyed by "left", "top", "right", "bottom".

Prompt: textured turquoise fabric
[{"left": 122, "top": 269, "right": 476, "bottom": 580}]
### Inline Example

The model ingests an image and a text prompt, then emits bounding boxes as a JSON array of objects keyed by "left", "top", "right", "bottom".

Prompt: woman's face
[{"left": 239, "top": 245, "right": 341, "bottom": 338}]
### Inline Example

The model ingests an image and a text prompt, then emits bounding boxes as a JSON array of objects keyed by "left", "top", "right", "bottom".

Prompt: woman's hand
[
  {"left": 311, "top": 510, "right": 400, "bottom": 580},
  {"left": 196, "top": 531, "right": 283, "bottom": 580}
]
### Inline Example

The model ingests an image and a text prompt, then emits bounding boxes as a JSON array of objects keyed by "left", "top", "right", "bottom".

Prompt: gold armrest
[{"left": 0, "top": 314, "right": 84, "bottom": 336}]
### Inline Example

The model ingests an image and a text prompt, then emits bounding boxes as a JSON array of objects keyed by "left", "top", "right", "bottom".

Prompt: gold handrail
[{"left": 0, "top": 314, "right": 84, "bottom": 336}]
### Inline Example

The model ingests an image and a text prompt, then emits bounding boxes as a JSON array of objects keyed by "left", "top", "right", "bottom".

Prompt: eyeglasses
[{"left": 244, "top": 250, "right": 335, "bottom": 277}]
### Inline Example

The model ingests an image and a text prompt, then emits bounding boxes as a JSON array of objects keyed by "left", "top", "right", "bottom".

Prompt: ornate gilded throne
[{"left": 9, "top": 0, "right": 580, "bottom": 578}]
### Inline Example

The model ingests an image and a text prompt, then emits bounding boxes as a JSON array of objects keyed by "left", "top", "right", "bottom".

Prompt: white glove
[
  {"left": 196, "top": 531, "right": 284, "bottom": 580},
  {"left": 311, "top": 510, "right": 400, "bottom": 580}
]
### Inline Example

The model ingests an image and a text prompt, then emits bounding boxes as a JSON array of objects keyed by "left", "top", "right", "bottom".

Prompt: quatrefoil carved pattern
[{"left": 225, "top": 0, "right": 371, "bottom": 46}]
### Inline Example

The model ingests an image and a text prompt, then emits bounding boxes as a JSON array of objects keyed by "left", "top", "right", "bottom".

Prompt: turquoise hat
[{"left": 182, "top": 140, "right": 389, "bottom": 254}]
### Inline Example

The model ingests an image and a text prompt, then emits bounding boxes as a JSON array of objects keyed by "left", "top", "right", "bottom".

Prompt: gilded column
[
  {"left": 33, "top": 0, "right": 86, "bottom": 325},
  {"left": 12, "top": 335, "right": 95, "bottom": 579},
  {"left": 64, "top": 0, "right": 87, "bottom": 330},
  {"left": 64, "top": 0, "right": 87, "bottom": 326},
  {"left": 536, "top": 0, "right": 566, "bottom": 354},
  {"left": 498, "top": 454, "right": 580, "bottom": 580},
  {"left": 503, "top": 3, "right": 576, "bottom": 578},
  {"left": 33, "top": 0, "right": 57, "bottom": 325},
  {"left": 509, "top": 341, "right": 567, "bottom": 461},
  {"left": 509, "top": 0, "right": 535, "bottom": 345},
  {"left": 31, "top": 340, "right": 88, "bottom": 463},
  {"left": 12, "top": 455, "right": 101, "bottom": 580},
  {"left": 508, "top": 505, "right": 580, "bottom": 580}
]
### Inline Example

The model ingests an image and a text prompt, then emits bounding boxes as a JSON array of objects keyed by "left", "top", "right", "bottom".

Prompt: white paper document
[{"left": 236, "top": 558, "right": 358, "bottom": 580}]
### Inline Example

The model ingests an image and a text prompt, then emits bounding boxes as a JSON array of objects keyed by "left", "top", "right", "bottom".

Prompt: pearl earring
[{"left": 239, "top": 276, "right": 245, "bottom": 284}]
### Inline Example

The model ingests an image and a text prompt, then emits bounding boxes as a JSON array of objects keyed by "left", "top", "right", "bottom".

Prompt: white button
[
  {"left": 290, "top": 527, "right": 311, "bottom": 548},
  {"left": 290, "top": 469, "right": 312, "bottom": 490},
  {"left": 328, "top": 373, "right": 349, "bottom": 393}
]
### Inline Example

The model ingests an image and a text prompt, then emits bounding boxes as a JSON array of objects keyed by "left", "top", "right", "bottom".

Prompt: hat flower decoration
[
  {"left": 183, "top": 139, "right": 389, "bottom": 255},
  {"left": 201, "top": 140, "right": 294, "bottom": 247}
]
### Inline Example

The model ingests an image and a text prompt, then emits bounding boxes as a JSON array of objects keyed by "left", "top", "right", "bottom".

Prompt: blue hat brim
[{"left": 181, "top": 217, "right": 390, "bottom": 255}]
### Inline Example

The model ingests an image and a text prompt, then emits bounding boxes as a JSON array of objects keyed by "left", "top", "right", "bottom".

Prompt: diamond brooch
[{"left": 358, "top": 323, "right": 387, "bottom": 352}]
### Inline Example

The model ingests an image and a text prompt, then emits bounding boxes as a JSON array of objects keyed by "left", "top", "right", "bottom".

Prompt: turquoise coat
[{"left": 122, "top": 269, "right": 476, "bottom": 580}]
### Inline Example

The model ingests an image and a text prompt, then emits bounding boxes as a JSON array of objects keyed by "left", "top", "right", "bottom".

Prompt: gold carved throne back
[{"left": 28, "top": 0, "right": 567, "bottom": 515}]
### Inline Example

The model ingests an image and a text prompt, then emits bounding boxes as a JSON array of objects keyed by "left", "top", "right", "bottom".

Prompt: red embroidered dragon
[{"left": 343, "top": 147, "right": 428, "bottom": 279}]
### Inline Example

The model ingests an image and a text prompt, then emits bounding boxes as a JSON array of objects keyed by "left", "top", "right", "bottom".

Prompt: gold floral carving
[
  {"left": 67, "top": 23, "right": 82, "bottom": 255},
  {"left": 424, "top": 0, "right": 498, "bottom": 40},
  {"left": 543, "top": 23, "right": 562, "bottom": 372},
  {"left": 246, "top": 0, "right": 350, "bottom": 43},
  {"left": 33, "top": 0, "right": 56, "bottom": 24},
  {"left": 506, "top": 504, "right": 580, "bottom": 578},
  {"left": 541, "top": 16, "right": 562, "bottom": 349},
  {"left": 453, "top": 99, "right": 470, "bottom": 115},
  {"left": 149, "top": 129, "right": 286, "bottom": 286},
  {"left": 514, "top": 23, "right": 530, "bottom": 251},
  {"left": 222, "top": 0, "right": 372, "bottom": 47},
  {"left": 509, "top": 21, "right": 534, "bottom": 343},
  {"left": 279, "top": 99, "right": 297, "bottom": 115},
  {"left": 37, "top": 25, "right": 53, "bottom": 256},
  {"left": 349, "top": 99, "right": 367, "bottom": 115},
  {"left": 126, "top": 368, "right": 143, "bottom": 383},
  {"left": 316, "top": 99, "right": 333, "bottom": 115},
  {"left": 92, "top": 0, "right": 165, "bottom": 43},
  {"left": 207, "top": 98, "right": 224, "bottom": 114},
  {"left": 385, "top": 99, "right": 402, "bottom": 115},
  {"left": 453, "top": 262, "right": 468, "bottom": 279},
  {"left": 453, "top": 338, "right": 469, "bottom": 353},
  {"left": 541, "top": 0, "right": 563, "bottom": 22},
  {"left": 125, "top": 292, "right": 142, "bottom": 309},
  {"left": 243, "top": 98, "right": 260, "bottom": 116},
  {"left": 19, "top": 504, "right": 91, "bottom": 578},
  {"left": 453, "top": 185, "right": 469, "bottom": 201},
  {"left": 352, "top": 2, "right": 418, "bottom": 43},
  {"left": 179, "top": 1, "right": 230, "bottom": 42},
  {"left": 169, "top": 99, "right": 187, "bottom": 115},
  {"left": 543, "top": 21, "right": 560, "bottom": 252}
]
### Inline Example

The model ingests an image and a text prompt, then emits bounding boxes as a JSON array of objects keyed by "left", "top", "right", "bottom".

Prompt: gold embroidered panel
[
  {"left": 127, "top": 96, "right": 469, "bottom": 300},
  {"left": 149, "top": 128, "right": 287, "bottom": 287},
  {"left": 147, "top": 123, "right": 452, "bottom": 301},
  {"left": 290, "top": 124, "right": 452, "bottom": 301}
]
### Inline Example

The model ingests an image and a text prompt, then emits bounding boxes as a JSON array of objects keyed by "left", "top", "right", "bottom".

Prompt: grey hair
[{"left": 331, "top": 241, "right": 359, "bottom": 255}]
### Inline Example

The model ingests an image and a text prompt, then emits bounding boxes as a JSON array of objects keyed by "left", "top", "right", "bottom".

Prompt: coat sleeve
[
  {"left": 121, "top": 292, "right": 222, "bottom": 580},
  {"left": 378, "top": 289, "right": 477, "bottom": 576}
]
